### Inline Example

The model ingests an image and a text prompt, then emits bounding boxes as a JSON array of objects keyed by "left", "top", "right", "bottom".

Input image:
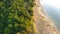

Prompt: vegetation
[{"left": 0, "top": 0, "right": 35, "bottom": 34}]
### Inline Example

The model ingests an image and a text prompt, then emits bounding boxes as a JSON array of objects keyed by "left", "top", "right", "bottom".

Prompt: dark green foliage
[
  {"left": 0, "top": 0, "right": 35, "bottom": 34},
  {"left": 24, "top": 0, "right": 29, "bottom": 2},
  {"left": 0, "top": 0, "right": 3, "bottom": 2}
]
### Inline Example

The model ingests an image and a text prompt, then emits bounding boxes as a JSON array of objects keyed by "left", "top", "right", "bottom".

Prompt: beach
[{"left": 33, "top": 0, "right": 59, "bottom": 34}]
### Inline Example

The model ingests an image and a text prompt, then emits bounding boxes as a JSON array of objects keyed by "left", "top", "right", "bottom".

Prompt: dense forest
[{"left": 0, "top": 0, "right": 35, "bottom": 34}]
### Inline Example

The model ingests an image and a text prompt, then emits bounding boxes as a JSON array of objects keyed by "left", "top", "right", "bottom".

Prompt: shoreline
[
  {"left": 33, "top": 0, "right": 59, "bottom": 34},
  {"left": 40, "top": 1, "right": 60, "bottom": 33}
]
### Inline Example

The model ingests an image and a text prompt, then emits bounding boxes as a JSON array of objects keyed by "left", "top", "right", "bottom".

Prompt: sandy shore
[{"left": 33, "top": 0, "right": 59, "bottom": 34}]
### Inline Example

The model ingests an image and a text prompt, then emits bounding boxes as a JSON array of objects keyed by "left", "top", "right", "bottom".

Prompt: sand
[{"left": 33, "top": 0, "right": 59, "bottom": 34}]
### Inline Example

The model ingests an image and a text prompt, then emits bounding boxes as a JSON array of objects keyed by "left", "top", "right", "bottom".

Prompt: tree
[{"left": 0, "top": 0, "right": 35, "bottom": 34}]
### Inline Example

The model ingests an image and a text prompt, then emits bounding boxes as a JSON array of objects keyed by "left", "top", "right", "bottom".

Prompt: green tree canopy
[{"left": 0, "top": 0, "right": 35, "bottom": 34}]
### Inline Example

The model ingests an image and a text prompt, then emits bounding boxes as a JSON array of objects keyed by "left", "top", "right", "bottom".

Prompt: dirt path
[{"left": 33, "top": 0, "right": 59, "bottom": 34}]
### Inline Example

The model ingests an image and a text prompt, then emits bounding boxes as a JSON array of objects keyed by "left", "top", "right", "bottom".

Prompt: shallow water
[
  {"left": 40, "top": 0, "right": 60, "bottom": 32},
  {"left": 44, "top": 5, "right": 60, "bottom": 32}
]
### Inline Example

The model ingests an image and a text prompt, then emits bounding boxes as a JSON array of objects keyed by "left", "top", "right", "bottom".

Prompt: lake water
[{"left": 40, "top": 0, "right": 60, "bottom": 32}]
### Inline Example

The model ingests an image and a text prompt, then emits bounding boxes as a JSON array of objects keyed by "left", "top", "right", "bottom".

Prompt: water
[{"left": 40, "top": 0, "right": 60, "bottom": 32}]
